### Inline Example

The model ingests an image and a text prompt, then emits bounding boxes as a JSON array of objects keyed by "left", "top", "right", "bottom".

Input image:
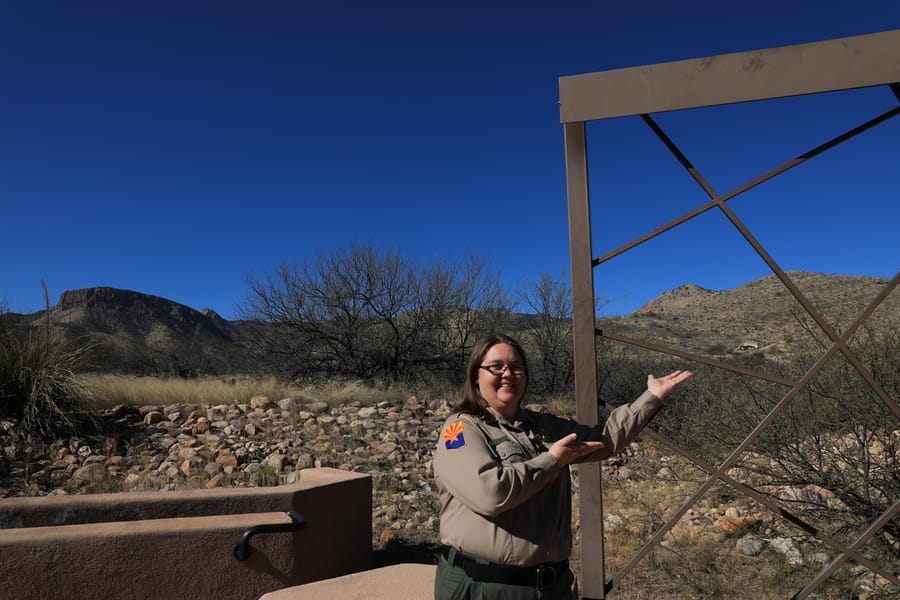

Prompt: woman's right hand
[{"left": 549, "top": 433, "right": 604, "bottom": 466}]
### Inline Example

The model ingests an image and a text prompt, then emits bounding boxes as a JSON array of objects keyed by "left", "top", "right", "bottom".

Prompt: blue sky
[{"left": 2, "top": 1, "right": 898, "bottom": 319}]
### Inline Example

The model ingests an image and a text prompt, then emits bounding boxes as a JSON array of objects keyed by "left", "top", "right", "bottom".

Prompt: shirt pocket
[{"left": 494, "top": 439, "right": 528, "bottom": 463}]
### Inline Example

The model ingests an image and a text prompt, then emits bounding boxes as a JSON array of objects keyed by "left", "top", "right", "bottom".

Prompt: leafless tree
[
  {"left": 517, "top": 272, "right": 574, "bottom": 396},
  {"left": 239, "top": 242, "right": 512, "bottom": 382}
]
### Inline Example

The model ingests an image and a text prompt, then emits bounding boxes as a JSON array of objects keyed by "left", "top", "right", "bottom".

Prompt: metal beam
[
  {"left": 560, "top": 29, "right": 900, "bottom": 123},
  {"left": 564, "top": 121, "right": 606, "bottom": 599}
]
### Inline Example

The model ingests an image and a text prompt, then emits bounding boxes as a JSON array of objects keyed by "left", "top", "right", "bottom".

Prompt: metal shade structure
[{"left": 560, "top": 29, "right": 900, "bottom": 599}]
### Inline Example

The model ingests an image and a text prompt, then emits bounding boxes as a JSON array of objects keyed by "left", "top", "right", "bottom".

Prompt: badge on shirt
[{"left": 443, "top": 421, "right": 466, "bottom": 450}]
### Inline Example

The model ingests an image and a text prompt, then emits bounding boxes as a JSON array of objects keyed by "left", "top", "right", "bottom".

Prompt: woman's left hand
[
  {"left": 647, "top": 370, "right": 693, "bottom": 400},
  {"left": 549, "top": 433, "right": 605, "bottom": 466}
]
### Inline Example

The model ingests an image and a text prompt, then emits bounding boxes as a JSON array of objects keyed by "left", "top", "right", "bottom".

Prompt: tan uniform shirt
[{"left": 433, "top": 390, "right": 662, "bottom": 567}]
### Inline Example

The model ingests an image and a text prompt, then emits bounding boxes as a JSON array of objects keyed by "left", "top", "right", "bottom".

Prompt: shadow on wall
[{"left": 373, "top": 539, "right": 442, "bottom": 568}]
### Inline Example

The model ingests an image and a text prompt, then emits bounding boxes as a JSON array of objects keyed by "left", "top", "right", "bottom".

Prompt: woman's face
[{"left": 476, "top": 342, "right": 527, "bottom": 420}]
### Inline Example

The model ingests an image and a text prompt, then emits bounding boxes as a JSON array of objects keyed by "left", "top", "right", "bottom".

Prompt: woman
[{"left": 433, "top": 333, "right": 692, "bottom": 599}]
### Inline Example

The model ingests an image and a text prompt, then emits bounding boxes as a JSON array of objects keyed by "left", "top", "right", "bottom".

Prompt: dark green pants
[{"left": 434, "top": 549, "right": 578, "bottom": 600}]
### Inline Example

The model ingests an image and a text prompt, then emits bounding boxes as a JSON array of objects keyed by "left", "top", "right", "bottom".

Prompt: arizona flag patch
[{"left": 443, "top": 421, "right": 466, "bottom": 450}]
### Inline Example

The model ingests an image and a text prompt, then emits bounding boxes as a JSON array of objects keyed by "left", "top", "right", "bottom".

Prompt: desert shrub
[
  {"left": 250, "top": 464, "right": 280, "bottom": 487},
  {"left": 650, "top": 317, "right": 899, "bottom": 566},
  {"left": 705, "top": 342, "right": 729, "bottom": 355},
  {"left": 0, "top": 288, "right": 98, "bottom": 440}
]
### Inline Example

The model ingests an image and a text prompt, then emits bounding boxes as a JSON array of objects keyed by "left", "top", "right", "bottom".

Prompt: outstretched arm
[{"left": 576, "top": 369, "right": 694, "bottom": 461}]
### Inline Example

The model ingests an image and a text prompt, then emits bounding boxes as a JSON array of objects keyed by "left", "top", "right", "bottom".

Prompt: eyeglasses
[{"left": 479, "top": 363, "right": 526, "bottom": 376}]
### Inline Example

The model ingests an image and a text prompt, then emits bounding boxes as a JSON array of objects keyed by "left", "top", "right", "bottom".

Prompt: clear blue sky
[{"left": 3, "top": 1, "right": 898, "bottom": 319}]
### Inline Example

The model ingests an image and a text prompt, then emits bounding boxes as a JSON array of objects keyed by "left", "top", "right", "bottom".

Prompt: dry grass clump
[
  {"left": 541, "top": 394, "right": 576, "bottom": 417},
  {"left": 79, "top": 374, "right": 419, "bottom": 409}
]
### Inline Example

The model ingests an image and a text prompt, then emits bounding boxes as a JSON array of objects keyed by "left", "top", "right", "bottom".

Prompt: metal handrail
[{"left": 233, "top": 510, "right": 306, "bottom": 561}]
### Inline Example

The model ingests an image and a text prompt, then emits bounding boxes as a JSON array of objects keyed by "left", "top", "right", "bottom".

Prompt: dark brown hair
[{"left": 452, "top": 333, "right": 529, "bottom": 418}]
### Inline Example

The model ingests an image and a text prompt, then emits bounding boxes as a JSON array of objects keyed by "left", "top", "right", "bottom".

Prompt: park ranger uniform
[{"left": 432, "top": 390, "right": 662, "bottom": 599}]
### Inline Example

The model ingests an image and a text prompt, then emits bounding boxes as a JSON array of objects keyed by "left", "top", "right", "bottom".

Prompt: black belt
[{"left": 444, "top": 547, "right": 568, "bottom": 590}]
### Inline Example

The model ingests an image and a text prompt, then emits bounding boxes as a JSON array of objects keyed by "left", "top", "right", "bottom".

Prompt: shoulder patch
[{"left": 443, "top": 420, "right": 466, "bottom": 450}]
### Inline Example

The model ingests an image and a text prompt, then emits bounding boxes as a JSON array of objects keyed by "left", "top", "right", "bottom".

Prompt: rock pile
[
  {"left": 1, "top": 395, "right": 447, "bottom": 547},
  {"left": 1, "top": 396, "right": 895, "bottom": 598}
]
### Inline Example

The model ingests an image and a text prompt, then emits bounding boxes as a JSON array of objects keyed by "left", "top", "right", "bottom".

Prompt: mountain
[
  {"left": 2, "top": 287, "right": 263, "bottom": 375},
  {"left": 1, "top": 272, "right": 895, "bottom": 374},
  {"left": 600, "top": 271, "right": 897, "bottom": 356}
]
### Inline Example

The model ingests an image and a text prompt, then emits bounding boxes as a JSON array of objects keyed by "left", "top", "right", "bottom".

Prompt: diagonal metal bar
[
  {"left": 641, "top": 110, "right": 900, "bottom": 419},
  {"left": 715, "top": 200, "right": 900, "bottom": 418},
  {"left": 626, "top": 426, "right": 900, "bottom": 588},
  {"left": 718, "top": 104, "right": 900, "bottom": 204},
  {"left": 827, "top": 273, "right": 900, "bottom": 419},
  {"left": 716, "top": 200, "right": 838, "bottom": 333},
  {"left": 603, "top": 277, "right": 899, "bottom": 586},
  {"left": 598, "top": 329, "right": 798, "bottom": 387},
  {"left": 607, "top": 296, "right": 882, "bottom": 588},
  {"left": 603, "top": 261, "right": 900, "bottom": 591},
  {"left": 639, "top": 113, "right": 720, "bottom": 200},
  {"left": 593, "top": 104, "right": 900, "bottom": 267},
  {"left": 793, "top": 498, "right": 900, "bottom": 599},
  {"left": 592, "top": 198, "right": 718, "bottom": 266},
  {"left": 617, "top": 112, "right": 892, "bottom": 367},
  {"left": 609, "top": 341, "right": 840, "bottom": 585},
  {"left": 599, "top": 115, "right": 898, "bottom": 596}
]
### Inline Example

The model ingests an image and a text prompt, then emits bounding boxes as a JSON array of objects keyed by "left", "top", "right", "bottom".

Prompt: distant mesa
[
  {"left": 3, "top": 286, "right": 257, "bottom": 375},
  {"left": 59, "top": 286, "right": 197, "bottom": 316}
]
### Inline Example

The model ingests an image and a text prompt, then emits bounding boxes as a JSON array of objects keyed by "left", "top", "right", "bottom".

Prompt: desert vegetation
[
  {"left": 0, "top": 286, "right": 98, "bottom": 440},
  {"left": 1, "top": 246, "right": 897, "bottom": 598},
  {"left": 79, "top": 373, "right": 423, "bottom": 412},
  {"left": 239, "top": 242, "right": 573, "bottom": 389},
  {"left": 592, "top": 316, "right": 899, "bottom": 598}
]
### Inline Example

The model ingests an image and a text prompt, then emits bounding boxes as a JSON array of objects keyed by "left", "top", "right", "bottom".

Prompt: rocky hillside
[{"left": 600, "top": 271, "right": 897, "bottom": 357}]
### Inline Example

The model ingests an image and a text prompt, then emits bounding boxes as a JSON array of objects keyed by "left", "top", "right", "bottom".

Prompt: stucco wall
[{"left": 0, "top": 468, "right": 372, "bottom": 600}]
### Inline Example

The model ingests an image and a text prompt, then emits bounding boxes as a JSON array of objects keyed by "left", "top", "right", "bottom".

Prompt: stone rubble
[
  {"left": 0, "top": 396, "right": 448, "bottom": 547},
  {"left": 0, "top": 396, "right": 895, "bottom": 597}
]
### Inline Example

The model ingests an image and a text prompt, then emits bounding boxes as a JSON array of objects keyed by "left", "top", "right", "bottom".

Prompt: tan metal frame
[{"left": 561, "top": 29, "right": 900, "bottom": 599}]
